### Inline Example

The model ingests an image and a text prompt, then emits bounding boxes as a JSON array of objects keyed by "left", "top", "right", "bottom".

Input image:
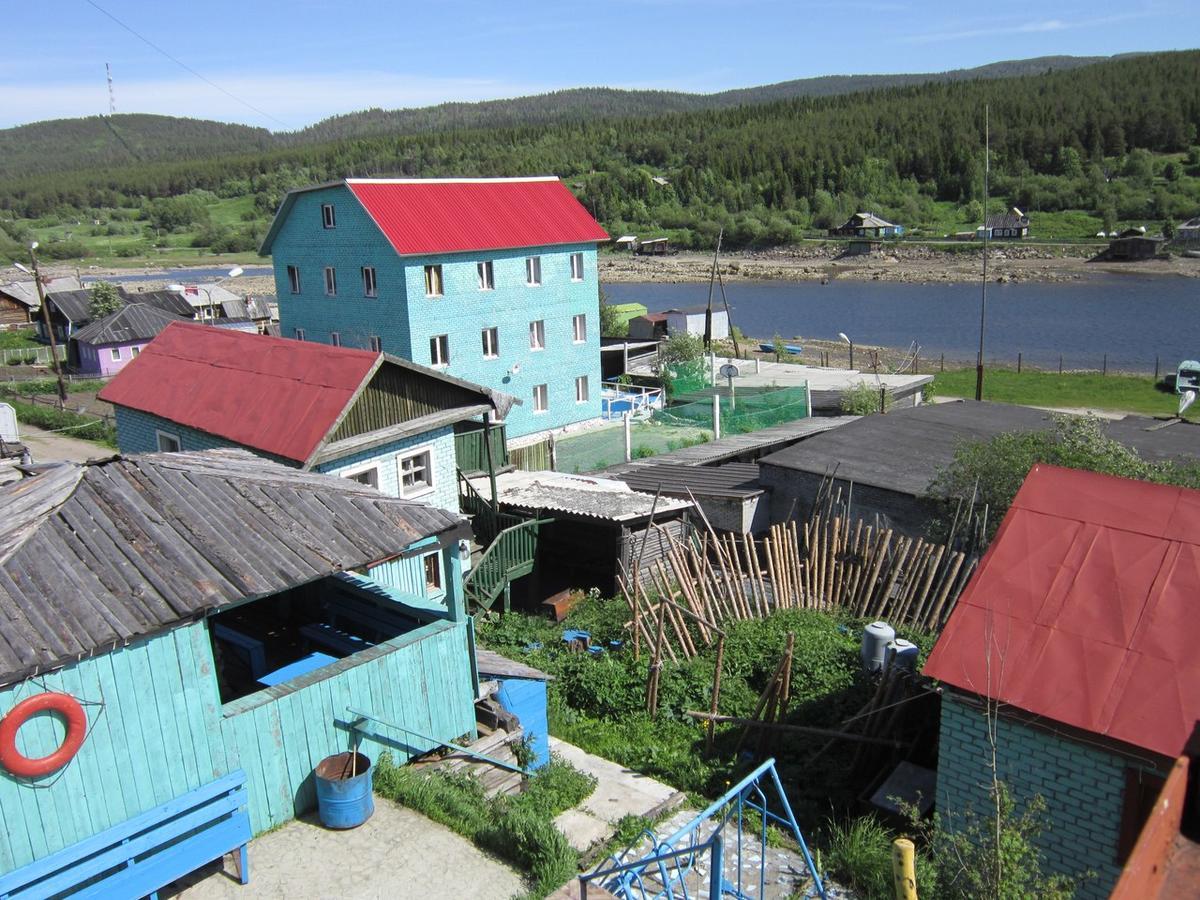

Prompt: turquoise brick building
[
  {"left": 924, "top": 465, "right": 1199, "bottom": 897},
  {"left": 100, "top": 321, "right": 509, "bottom": 514},
  {"left": 260, "top": 177, "right": 609, "bottom": 439}
]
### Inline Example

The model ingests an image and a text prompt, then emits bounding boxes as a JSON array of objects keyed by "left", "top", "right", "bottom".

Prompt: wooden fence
[{"left": 0, "top": 345, "right": 66, "bottom": 365}]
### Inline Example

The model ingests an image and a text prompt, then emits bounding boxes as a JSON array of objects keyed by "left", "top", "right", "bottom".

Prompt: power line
[{"left": 83, "top": 0, "right": 288, "bottom": 129}]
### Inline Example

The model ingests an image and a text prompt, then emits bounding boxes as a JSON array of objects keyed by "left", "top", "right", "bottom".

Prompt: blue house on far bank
[
  {"left": 259, "top": 176, "right": 609, "bottom": 440},
  {"left": 98, "top": 321, "right": 513, "bottom": 514}
]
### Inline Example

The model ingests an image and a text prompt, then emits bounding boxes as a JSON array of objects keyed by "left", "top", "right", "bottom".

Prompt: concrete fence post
[
  {"left": 623, "top": 412, "right": 632, "bottom": 462},
  {"left": 712, "top": 393, "right": 721, "bottom": 440}
]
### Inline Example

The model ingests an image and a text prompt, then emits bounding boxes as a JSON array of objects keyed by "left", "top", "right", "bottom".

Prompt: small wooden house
[
  {"left": 829, "top": 213, "right": 903, "bottom": 238},
  {"left": 0, "top": 275, "right": 81, "bottom": 329},
  {"left": 924, "top": 466, "right": 1200, "bottom": 898},
  {"left": 983, "top": 207, "right": 1030, "bottom": 239},
  {"left": 1173, "top": 216, "right": 1200, "bottom": 243},
  {"left": 70, "top": 303, "right": 187, "bottom": 375},
  {"left": 100, "top": 322, "right": 512, "bottom": 514},
  {"left": 1106, "top": 228, "right": 1163, "bottom": 260},
  {"left": 0, "top": 450, "right": 477, "bottom": 884}
]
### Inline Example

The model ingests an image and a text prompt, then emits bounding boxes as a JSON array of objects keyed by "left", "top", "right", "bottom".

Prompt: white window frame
[
  {"left": 399, "top": 447, "right": 435, "bottom": 498},
  {"left": 330, "top": 332, "right": 341, "bottom": 347},
  {"left": 341, "top": 462, "right": 380, "bottom": 489},
  {"left": 430, "top": 334, "right": 450, "bottom": 367},
  {"left": 369, "top": 335, "right": 382, "bottom": 352},
  {"left": 423, "top": 553, "right": 442, "bottom": 594},
  {"left": 572, "top": 313, "right": 587, "bottom": 344},
  {"left": 323, "top": 266, "right": 337, "bottom": 297},
  {"left": 321, "top": 203, "right": 336, "bottom": 229},
  {"left": 575, "top": 375, "right": 589, "bottom": 403},
  {"left": 481, "top": 327, "right": 500, "bottom": 359},
  {"left": 294, "top": 328, "right": 305, "bottom": 341},
  {"left": 529, "top": 320, "right": 545, "bottom": 351},
  {"left": 109, "top": 347, "right": 122, "bottom": 362},
  {"left": 525, "top": 256, "right": 542, "bottom": 286},
  {"left": 533, "top": 384, "right": 548, "bottom": 413},
  {"left": 424, "top": 264, "right": 444, "bottom": 297},
  {"left": 477, "top": 260, "right": 494, "bottom": 291},
  {"left": 156, "top": 430, "right": 182, "bottom": 453},
  {"left": 362, "top": 266, "right": 377, "bottom": 298},
  {"left": 570, "top": 252, "right": 584, "bottom": 282},
  {"left": 287, "top": 265, "right": 301, "bottom": 294}
]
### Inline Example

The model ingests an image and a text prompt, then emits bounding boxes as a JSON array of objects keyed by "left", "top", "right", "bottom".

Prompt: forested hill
[
  {"left": 1, "top": 51, "right": 1196, "bottom": 259},
  {"left": 0, "top": 54, "right": 1120, "bottom": 181},
  {"left": 0, "top": 115, "right": 273, "bottom": 182}
]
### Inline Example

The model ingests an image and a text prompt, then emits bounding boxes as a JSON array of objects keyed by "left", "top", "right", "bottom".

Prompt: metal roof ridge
[{"left": 345, "top": 175, "right": 560, "bottom": 184}]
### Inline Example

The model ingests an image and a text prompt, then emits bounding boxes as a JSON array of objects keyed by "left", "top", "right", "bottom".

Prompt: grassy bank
[{"left": 933, "top": 368, "right": 1197, "bottom": 420}]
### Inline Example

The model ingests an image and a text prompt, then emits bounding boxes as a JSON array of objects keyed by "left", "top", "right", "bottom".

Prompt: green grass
[
  {"left": 934, "top": 368, "right": 1198, "bottom": 420},
  {"left": 0, "top": 331, "right": 41, "bottom": 350},
  {"left": 2, "top": 399, "right": 117, "bottom": 446}
]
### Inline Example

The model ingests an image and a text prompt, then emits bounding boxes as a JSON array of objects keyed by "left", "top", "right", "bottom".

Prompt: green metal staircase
[{"left": 458, "top": 470, "right": 547, "bottom": 612}]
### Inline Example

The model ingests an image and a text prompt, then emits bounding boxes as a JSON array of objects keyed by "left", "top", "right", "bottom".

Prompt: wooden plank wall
[{"left": 0, "top": 618, "right": 477, "bottom": 867}]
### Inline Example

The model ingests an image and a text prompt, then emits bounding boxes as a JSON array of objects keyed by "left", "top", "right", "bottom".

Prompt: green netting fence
[{"left": 652, "top": 384, "right": 810, "bottom": 435}]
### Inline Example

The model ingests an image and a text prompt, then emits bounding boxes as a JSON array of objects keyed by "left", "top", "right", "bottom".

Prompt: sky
[{"left": 1, "top": 0, "right": 1195, "bottom": 132}]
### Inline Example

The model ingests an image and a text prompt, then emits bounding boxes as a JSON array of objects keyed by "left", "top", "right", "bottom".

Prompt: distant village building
[
  {"left": 1105, "top": 228, "right": 1163, "bottom": 260},
  {"left": 260, "top": 176, "right": 607, "bottom": 439},
  {"left": 613, "top": 235, "right": 638, "bottom": 252},
  {"left": 71, "top": 303, "right": 190, "bottom": 376},
  {"left": 0, "top": 275, "right": 81, "bottom": 327},
  {"left": 829, "top": 212, "right": 904, "bottom": 238},
  {"left": 627, "top": 312, "right": 669, "bottom": 341},
  {"left": 38, "top": 288, "right": 97, "bottom": 344},
  {"left": 99, "top": 322, "right": 510, "bottom": 513},
  {"left": 983, "top": 206, "right": 1030, "bottom": 239},
  {"left": 635, "top": 237, "right": 671, "bottom": 255},
  {"left": 925, "top": 465, "right": 1200, "bottom": 898},
  {"left": 1176, "top": 215, "right": 1200, "bottom": 242},
  {"left": 626, "top": 307, "right": 729, "bottom": 341},
  {"left": 0, "top": 450, "right": 479, "bottom": 890}
]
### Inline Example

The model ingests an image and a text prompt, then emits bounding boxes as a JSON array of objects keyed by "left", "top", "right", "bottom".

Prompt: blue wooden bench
[
  {"left": 300, "top": 621, "right": 374, "bottom": 656},
  {"left": 0, "top": 770, "right": 251, "bottom": 900},
  {"left": 212, "top": 623, "right": 267, "bottom": 680}
]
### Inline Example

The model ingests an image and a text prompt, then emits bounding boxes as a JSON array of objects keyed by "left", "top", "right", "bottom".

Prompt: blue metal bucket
[{"left": 314, "top": 752, "right": 374, "bottom": 829}]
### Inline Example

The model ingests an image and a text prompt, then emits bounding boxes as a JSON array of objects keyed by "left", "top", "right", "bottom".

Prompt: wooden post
[
  {"left": 892, "top": 838, "right": 917, "bottom": 900},
  {"left": 1059, "top": 354, "right": 1063, "bottom": 374},
  {"left": 623, "top": 411, "right": 632, "bottom": 462},
  {"left": 939, "top": 353, "right": 944, "bottom": 372},
  {"left": 1017, "top": 352, "right": 1022, "bottom": 374},
  {"left": 646, "top": 600, "right": 667, "bottom": 715},
  {"left": 1103, "top": 353, "right": 1108, "bottom": 376},
  {"left": 706, "top": 635, "right": 726, "bottom": 756}
]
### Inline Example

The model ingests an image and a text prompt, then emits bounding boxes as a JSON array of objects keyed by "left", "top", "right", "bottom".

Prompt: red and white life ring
[{"left": 0, "top": 692, "right": 87, "bottom": 778}]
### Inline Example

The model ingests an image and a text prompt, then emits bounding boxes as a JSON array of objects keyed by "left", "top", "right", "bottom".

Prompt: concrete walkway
[
  {"left": 17, "top": 423, "right": 111, "bottom": 465},
  {"left": 551, "top": 738, "right": 687, "bottom": 854},
  {"left": 171, "top": 798, "right": 526, "bottom": 900}
]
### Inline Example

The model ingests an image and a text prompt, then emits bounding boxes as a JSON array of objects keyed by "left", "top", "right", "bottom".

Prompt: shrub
[
  {"left": 840, "top": 381, "right": 891, "bottom": 415},
  {"left": 5, "top": 400, "right": 116, "bottom": 447}
]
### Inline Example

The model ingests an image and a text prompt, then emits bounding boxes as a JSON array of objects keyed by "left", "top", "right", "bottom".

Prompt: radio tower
[{"left": 106, "top": 63, "right": 116, "bottom": 116}]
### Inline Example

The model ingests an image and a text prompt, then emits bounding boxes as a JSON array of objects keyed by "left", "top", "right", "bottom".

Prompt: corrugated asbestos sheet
[
  {"left": 613, "top": 463, "right": 763, "bottom": 499},
  {"left": 0, "top": 449, "right": 462, "bottom": 687}
]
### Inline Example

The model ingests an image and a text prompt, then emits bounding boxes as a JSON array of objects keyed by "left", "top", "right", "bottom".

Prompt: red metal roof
[
  {"left": 345, "top": 177, "right": 609, "bottom": 256},
  {"left": 924, "top": 464, "right": 1200, "bottom": 759},
  {"left": 98, "top": 322, "right": 378, "bottom": 464}
]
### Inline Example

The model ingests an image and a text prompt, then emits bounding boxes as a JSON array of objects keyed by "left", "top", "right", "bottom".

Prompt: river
[{"left": 603, "top": 276, "right": 1200, "bottom": 373}]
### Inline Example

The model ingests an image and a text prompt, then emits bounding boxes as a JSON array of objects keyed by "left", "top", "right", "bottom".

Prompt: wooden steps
[{"left": 411, "top": 725, "right": 527, "bottom": 799}]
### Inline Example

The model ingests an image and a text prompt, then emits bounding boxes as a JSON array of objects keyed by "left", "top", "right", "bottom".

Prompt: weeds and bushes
[
  {"left": 840, "top": 381, "right": 891, "bottom": 415},
  {"left": 1, "top": 399, "right": 116, "bottom": 447},
  {"left": 374, "top": 753, "right": 595, "bottom": 899},
  {"left": 0, "top": 378, "right": 106, "bottom": 395}
]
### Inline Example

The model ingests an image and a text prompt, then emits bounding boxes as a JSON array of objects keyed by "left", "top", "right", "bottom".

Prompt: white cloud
[
  {"left": 903, "top": 11, "right": 1150, "bottom": 44},
  {"left": 0, "top": 71, "right": 556, "bottom": 131}
]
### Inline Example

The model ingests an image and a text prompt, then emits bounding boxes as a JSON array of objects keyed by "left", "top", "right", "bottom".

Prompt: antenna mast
[{"left": 106, "top": 63, "right": 116, "bottom": 116}]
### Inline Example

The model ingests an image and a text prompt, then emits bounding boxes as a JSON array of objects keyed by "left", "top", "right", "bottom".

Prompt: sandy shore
[{"left": 598, "top": 243, "right": 1200, "bottom": 284}]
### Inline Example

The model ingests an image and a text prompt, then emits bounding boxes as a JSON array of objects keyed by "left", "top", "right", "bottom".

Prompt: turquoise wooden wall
[{"left": 0, "top": 566, "right": 475, "bottom": 869}]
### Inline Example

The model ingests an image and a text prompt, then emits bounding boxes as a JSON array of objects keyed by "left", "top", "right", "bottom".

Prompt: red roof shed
[{"left": 924, "top": 464, "right": 1200, "bottom": 759}]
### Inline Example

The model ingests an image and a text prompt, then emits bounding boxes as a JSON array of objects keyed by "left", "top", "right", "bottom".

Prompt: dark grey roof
[
  {"left": 120, "top": 289, "right": 195, "bottom": 318},
  {"left": 220, "top": 298, "right": 248, "bottom": 318},
  {"left": 72, "top": 303, "right": 186, "bottom": 345},
  {"left": 986, "top": 209, "right": 1030, "bottom": 229},
  {"left": 0, "top": 449, "right": 463, "bottom": 687},
  {"left": 612, "top": 462, "right": 763, "bottom": 499},
  {"left": 46, "top": 289, "right": 97, "bottom": 324},
  {"left": 475, "top": 647, "right": 551, "bottom": 681},
  {"left": 760, "top": 401, "right": 1200, "bottom": 496}
]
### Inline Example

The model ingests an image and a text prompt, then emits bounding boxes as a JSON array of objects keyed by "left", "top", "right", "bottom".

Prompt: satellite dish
[{"left": 719, "top": 363, "right": 740, "bottom": 379}]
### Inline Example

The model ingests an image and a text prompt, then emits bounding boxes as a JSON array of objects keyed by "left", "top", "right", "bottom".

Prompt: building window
[
  {"left": 132, "top": 347, "right": 140, "bottom": 357},
  {"left": 323, "top": 267, "right": 337, "bottom": 297},
  {"left": 399, "top": 449, "right": 434, "bottom": 497},
  {"left": 575, "top": 375, "right": 589, "bottom": 403},
  {"left": 430, "top": 334, "right": 450, "bottom": 367},
  {"left": 570, "top": 252, "right": 584, "bottom": 281},
  {"left": 343, "top": 465, "right": 378, "bottom": 489},
  {"left": 424, "top": 553, "right": 442, "bottom": 593},
  {"left": 330, "top": 332, "right": 341, "bottom": 347},
  {"left": 362, "top": 266, "right": 377, "bottom": 297},
  {"left": 369, "top": 335, "right": 382, "bottom": 352},
  {"left": 477, "top": 261, "right": 494, "bottom": 291},
  {"left": 287, "top": 265, "right": 301, "bottom": 294},
  {"left": 525, "top": 256, "right": 542, "bottom": 286},
  {"left": 481, "top": 327, "right": 500, "bottom": 359},
  {"left": 572, "top": 313, "right": 587, "bottom": 343},
  {"left": 294, "top": 328, "right": 305, "bottom": 341},
  {"left": 321, "top": 203, "right": 336, "bottom": 229},
  {"left": 533, "top": 384, "right": 548, "bottom": 413},
  {"left": 109, "top": 347, "right": 122, "bottom": 362},
  {"left": 156, "top": 431, "right": 181, "bottom": 453},
  {"left": 424, "top": 265, "right": 443, "bottom": 297},
  {"left": 529, "top": 320, "right": 545, "bottom": 351}
]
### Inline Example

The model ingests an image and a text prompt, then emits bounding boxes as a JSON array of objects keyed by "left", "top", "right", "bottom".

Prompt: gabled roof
[
  {"left": 72, "top": 303, "right": 186, "bottom": 346},
  {"left": 118, "top": 288, "right": 195, "bottom": 318},
  {"left": 986, "top": 207, "right": 1030, "bottom": 229},
  {"left": 0, "top": 275, "right": 82, "bottom": 310},
  {"left": 848, "top": 212, "right": 897, "bottom": 228},
  {"left": 99, "top": 322, "right": 505, "bottom": 467},
  {"left": 468, "top": 470, "right": 691, "bottom": 523},
  {"left": 45, "top": 289, "right": 97, "bottom": 324},
  {"left": 260, "top": 177, "right": 609, "bottom": 257},
  {"left": 924, "top": 465, "right": 1200, "bottom": 759},
  {"left": 0, "top": 450, "right": 463, "bottom": 687}
]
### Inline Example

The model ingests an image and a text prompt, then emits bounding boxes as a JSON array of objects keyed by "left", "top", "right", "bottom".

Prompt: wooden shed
[{"left": 0, "top": 450, "right": 478, "bottom": 883}]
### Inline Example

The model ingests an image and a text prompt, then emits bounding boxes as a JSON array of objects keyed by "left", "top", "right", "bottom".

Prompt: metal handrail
[{"left": 347, "top": 706, "right": 529, "bottom": 775}]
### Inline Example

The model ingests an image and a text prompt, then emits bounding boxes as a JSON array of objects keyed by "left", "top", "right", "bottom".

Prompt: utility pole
[
  {"left": 28, "top": 245, "right": 69, "bottom": 409},
  {"left": 975, "top": 104, "right": 989, "bottom": 402}
]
